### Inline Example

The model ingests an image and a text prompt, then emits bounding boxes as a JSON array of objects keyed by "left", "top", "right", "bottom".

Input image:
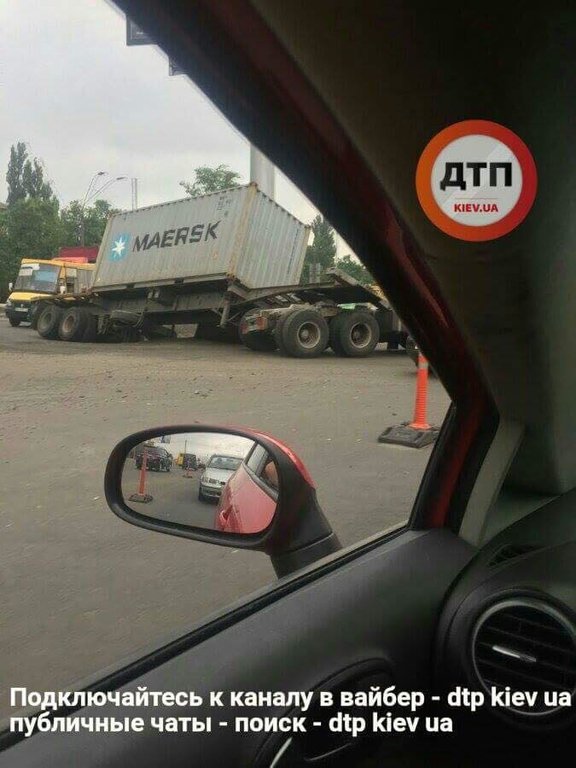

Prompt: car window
[
  {"left": 0, "top": 0, "right": 451, "bottom": 722},
  {"left": 258, "top": 458, "right": 279, "bottom": 493},
  {"left": 246, "top": 444, "right": 268, "bottom": 474},
  {"left": 207, "top": 456, "right": 242, "bottom": 471}
]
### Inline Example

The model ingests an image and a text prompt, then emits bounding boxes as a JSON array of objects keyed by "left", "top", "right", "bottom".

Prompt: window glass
[
  {"left": 14, "top": 264, "right": 59, "bottom": 293},
  {"left": 246, "top": 444, "right": 268, "bottom": 474},
  {"left": 0, "top": 0, "right": 451, "bottom": 720}
]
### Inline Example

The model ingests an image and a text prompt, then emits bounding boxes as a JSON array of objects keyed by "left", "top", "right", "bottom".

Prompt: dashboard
[{"left": 437, "top": 490, "right": 576, "bottom": 731}]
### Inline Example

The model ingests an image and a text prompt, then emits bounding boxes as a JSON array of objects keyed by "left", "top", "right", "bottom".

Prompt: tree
[
  {"left": 60, "top": 199, "right": 119, "bottom": 246},
  {"left": 0, "top": 206, "right": 13, "bottom": 301},
  {"left": 334, "top": 254, "right": 374, "bottom": 285},
  {"left": 0, "top": 198, "right": 64, "bottom": 299},
  {"left": 303, "top": 215, "right": 337, "bottom": 282},
  {"left": 6, "top": 142, "right": 28, "bottom": 205},
  {"left": 22, "top": 158, "right": 55, "bottom": 202},
  {"left": 180, "top": 164, "right": 242, "bottom": 196},
  {"left": 4, "top": 198, "right": 63, "bottom": 261},
  {"left": 6, "top": 142, "right": 55, "bottom": 205}
]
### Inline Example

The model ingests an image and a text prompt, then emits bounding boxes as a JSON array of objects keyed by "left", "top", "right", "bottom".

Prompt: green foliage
[
  {"left": 0, "top": 142, "right": 120, "bottom": 299},
  {"left": 22, "top": 158, "right": 55, "bottom": 202},
  {"left": 6, "top": 142, "right": 55, "bottom": 205},
  {"left": 60, "top": 199, "right": 119, "bottom": 247},
  {"left": 180, "top": 164, "right": 242, "bottom": 197},
  {"left": 0, "top": 198, "right": 63, "bottom": 299},
  {"left": 334, "top": 254, "right": 373, "bottom": 285},
  {"left": 6, "top": 143, "right": 28, "bottom": 205},
  {"left": 0, "top": 207, "right": 13, "bottom": 301},
  {"left": 303, "top": 215, "right": 337, "bottom": 282},
  {"left": 4, "top": 198, "right": 63, "bottom": 261}
]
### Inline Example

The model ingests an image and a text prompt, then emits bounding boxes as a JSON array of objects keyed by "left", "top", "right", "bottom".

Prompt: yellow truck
[{"left": 4, "top": 258, "right": 94, "bottom": 327}]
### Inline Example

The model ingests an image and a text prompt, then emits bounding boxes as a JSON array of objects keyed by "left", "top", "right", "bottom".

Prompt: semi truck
[
  {"left": 31, "top": 184, "right": 407, "bottom": 357},
  {"left": 5, "top": 257, "right": 95, "bottom": 327}
]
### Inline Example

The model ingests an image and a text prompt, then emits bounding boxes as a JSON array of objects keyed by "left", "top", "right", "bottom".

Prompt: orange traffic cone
[
  {"left": 129, "top": 448, "right": 154, "bottom": 503},
  {"left": 409, "top": 353, "right": 431, "bottom": 430},
  {"left": 378, "top": 351, "right": 439, "bottom": 448}
]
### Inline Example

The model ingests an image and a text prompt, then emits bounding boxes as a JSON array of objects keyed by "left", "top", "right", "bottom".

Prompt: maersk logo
[
  {"left": 132, "top": 221, "right": 220, "bottom": 252},
  {"left": 109, "top": 234, "right": 130, "bottom": 261}
]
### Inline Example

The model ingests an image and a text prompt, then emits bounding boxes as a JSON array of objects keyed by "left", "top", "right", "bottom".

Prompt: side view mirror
[
  {"left": 105, "top": 425, "right": 341, "bottom": 577},
  {"left": 8, "top": 282, "right": 13, "bottom": 292}
]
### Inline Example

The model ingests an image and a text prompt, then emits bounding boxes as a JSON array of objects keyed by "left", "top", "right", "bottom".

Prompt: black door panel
[{"left": 1, "top": 530, "right": 473, "bottom": 767}]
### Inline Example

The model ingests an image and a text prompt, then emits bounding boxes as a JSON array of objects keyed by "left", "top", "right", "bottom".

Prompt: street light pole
[
  {"left": 84, "top": 176, "right": 128, "bottom": 207},
  {"left": 131, "top": 178, "right": 138, "bottom": 210},
  {"left": 80, "top": 171, "right": 107, "bottom": 246},
  {"left": 80, "top": 176, "right": 129, "bottom": 245}
]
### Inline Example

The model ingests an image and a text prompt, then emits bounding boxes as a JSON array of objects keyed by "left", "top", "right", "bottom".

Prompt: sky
[
  {"left": 148, "top": 433, "right": 254, "bottom": 463},
  {"left": 0, "top": 0, "right": 351, "bottom": 255}
]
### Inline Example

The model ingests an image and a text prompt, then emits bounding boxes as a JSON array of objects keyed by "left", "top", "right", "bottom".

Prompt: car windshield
[
  {"left": 1, "top": 0, "right": 454, "bottom": 725},
  {"left": 13, "top": 264, "right": 60, "bottom": 293},
  {"left": 207, "top": 456, "right": 242, "bottom": 471}
]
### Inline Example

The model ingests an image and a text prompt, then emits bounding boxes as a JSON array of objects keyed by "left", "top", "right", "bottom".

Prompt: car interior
[{"left": 1, "top": 0, "right": 575, "bottom": 766}]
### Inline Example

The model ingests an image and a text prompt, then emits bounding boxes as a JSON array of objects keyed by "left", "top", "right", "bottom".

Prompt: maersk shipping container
[{"left": 93, "top": 183, "right": 310, "bottom": 292}]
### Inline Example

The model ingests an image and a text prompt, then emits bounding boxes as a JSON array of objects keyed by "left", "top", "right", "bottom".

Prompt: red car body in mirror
[{"left": 216, "top": 460, "right": 277, "bottom": 534}]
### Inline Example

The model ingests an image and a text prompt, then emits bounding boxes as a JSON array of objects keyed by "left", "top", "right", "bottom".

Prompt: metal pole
[
  {"left": 131, "top": 178, "right": 138, "bottom": 210},
  {"left": 138, "top": 448, "right": 148, "bottom": 495},
  {"left": 80, "top": 171, "right": 106, "bottom": 246}
]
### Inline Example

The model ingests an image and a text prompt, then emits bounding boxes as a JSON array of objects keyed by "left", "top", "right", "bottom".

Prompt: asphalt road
[
  {"left": 0, "top": 319, "right": 450, "bottom": 719},
  {"left": 122, "top": 462, "right": 222, "bottom": 529}
]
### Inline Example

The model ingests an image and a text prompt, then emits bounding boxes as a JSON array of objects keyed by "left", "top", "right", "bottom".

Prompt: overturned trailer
[{"left": 33, "top": 184, "right": 406, "bottom": 357}]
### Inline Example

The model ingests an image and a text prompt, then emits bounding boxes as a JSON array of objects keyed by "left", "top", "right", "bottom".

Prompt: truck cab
[{"left": 5, "top": 258, "right": 94, "bottom": 327}]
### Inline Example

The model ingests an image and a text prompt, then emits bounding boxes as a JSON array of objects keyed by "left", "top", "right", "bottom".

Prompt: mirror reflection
[{"left": 122, "top": 432, "right": 278, "bottom": 533}]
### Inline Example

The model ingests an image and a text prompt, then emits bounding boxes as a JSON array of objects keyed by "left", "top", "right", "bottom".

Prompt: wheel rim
[
  {"left": 349, "top": 322, "right": 372, "bottom": 348},
  {"left": 39, "top": 310, "right": 53, "bottom": 330},
  {"left": 296, "top": 321, "right": 321, "bottom": 348},
  {"left": 62, "top": 314, "right": 76, "bottom": 334}
]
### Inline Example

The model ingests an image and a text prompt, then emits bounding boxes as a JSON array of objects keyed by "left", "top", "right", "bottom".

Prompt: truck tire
[
  {"left": 29, "top": 303, "right": 41, "bottom": 330},
  {"left": 195, "top": 324, "right": 240, "bottom": 343},
  {"left": 37, "top": 305, "right": 63, "bottom": 339},
  {"left": 58, "top": 307, "right": 88, "bottom": 342},
  {"left": 81, "top": 311, "right": 98, "bottom": 342},
  {"left": 405, "top": 336, "right": 418, "bottom": 366},
  {"left": 277, "top": 308, "right": 329, "bottom": 358},
  {"left": 239, "top": 320, "right": 277, "bottom": 352},
  {"left": 273, "top": 313, "right": 290, "bottom": 355},
  {"left": 329, "top": 310, "right": 379, "bottom": 357},
  {"left": 8, "top": 317, "right": 21, "bottom": 327}
]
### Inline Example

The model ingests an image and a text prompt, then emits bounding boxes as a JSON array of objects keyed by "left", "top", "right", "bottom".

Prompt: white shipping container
[{"left": 93, "top": 184, "right": 310, "bottom": 291}]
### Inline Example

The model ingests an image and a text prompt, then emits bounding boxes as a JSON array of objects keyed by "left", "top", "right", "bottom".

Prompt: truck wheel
[
  {"left": 8, "top": 317, "right": 21, "bottom": 327},
  {"left": 239, "top": 326, "right": 277, "bottom": 351},
  {"left": 195, "top": 324, "right": 240, "bottom": 343},
  {"left": 278, "top": 308, "right": 329, "bottom": 358},
  {"left": 58, "top": 307, "right": 88, "bottom": 341},
  {"left": 29, "top": 303, "right": 41, "bottom": 330},
  {"left": 37, "top": 305, "right": 63, "bottom": 339},
  {"left": 405, "top": 336, "right": 418, "bottom": 366},
  {"left": 81, "top": 312, "right": 98, "bottom": 342},
  {"left": 330, "top": 311, "right": 379, "bottom": 357},
  {"left": 273, "top": 313, "right": 290, "bottom": 354}
]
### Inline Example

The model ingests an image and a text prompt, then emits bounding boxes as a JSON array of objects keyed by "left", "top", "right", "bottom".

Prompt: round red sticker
[{"left": 416, "top": 120, "right": 537, "bottom": 241}]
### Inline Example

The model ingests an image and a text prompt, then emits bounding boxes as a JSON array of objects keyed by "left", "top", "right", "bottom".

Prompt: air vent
[
  {"left": 488, "top": 544, "right": 541, "bottom": 567},
  {"left": 472, "top": 598, "right": 576, "bottom": 716}
]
